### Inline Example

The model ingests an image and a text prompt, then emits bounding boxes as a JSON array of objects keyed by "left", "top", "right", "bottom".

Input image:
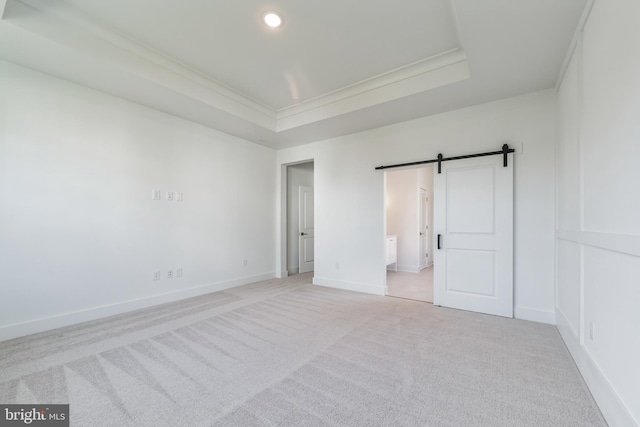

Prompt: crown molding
[
  {"left": 5, "top": 0, "right": 278, "bottom": 128},
  {"left": 2, "top": 0, "right": 470, "bottom": 135},
  {"left": 276, "top": 49, "right": 470, "bottom": 131},
  {"left": 446, "top": 0, "right": 465, "bottom": 52},
  {"left": 278, "top": 49, "right": 466, "bottom": 118},
  {"left": 555, "top": 0, "right": 595, "bottom": 91}
]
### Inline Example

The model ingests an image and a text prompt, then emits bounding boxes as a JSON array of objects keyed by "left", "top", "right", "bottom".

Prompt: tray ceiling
[
  {"left": 60, "top": 0, "right": 461, "bottom": 110},
  {"left": 0, "top": 0, "right": 586, "bottom": 148}
]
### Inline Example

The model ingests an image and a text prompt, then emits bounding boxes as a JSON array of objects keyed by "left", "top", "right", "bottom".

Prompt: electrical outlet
[
  {"left": 152, "top": 190, "right": 161, "bottom": 201},
  {"left": 589, "top": 322, "right": 594, "bottom": 341},
  {"left": 176, "top": 268, "right": 183, "bottom": 278},
  {"left": 242, "top": 259, "right": 248, "bottom": 267},
  {"left": 177, "top": 192, "right": 184, "bottom": 202},
  {"left": 167, "top": 191, "right": 174, "bottom": 201},
  {"left": 167, "top": 269, "right": 174, "bottom": 279},
  {"left": 153, "top": 270, "right": 160, "bottom": 281}
]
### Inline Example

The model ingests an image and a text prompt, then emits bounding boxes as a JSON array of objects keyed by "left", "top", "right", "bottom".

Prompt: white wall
[
  {"left": 287, "top": 162, "right": 314, "bottom": 274},
  {"left": 0, "top": 60, "right": 277, "bottom": 341},
  {"left": 386, "top": 168, "right": 420, "bottom": 271},
  {"left": 555, "top": 1, "right": 640, "bottom": 426},
  {"left": 277, "top": 89, "right": 557, "bottom": 323}
]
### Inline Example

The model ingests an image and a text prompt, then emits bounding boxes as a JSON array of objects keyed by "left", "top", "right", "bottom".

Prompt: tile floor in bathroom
[{"left": 386, "top": 266, "right": 433, "bottom": 303}]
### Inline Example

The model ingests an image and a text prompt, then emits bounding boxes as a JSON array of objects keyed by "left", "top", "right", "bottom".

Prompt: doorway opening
[
  {"left": 384, "top": 166, "right": 434, "bottom": 302},
  {"left": 381, "top": 150, "right": 515, "bottom": 318},
  {"left": 286, "top": 161, "right": 314, "bottom": 275}
]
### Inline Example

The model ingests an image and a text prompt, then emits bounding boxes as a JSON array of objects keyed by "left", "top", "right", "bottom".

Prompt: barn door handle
[{"left": 437, "top": 234, "right": 441, "bottom": 250}]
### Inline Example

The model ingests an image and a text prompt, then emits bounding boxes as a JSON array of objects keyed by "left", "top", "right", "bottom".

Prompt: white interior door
[
  {"left": 298, "top": 186, "right": 314, "bottom": 273},
  {"left": 433, "top": 155, "right": 513, "bottom": 317},
  {"left": 419, "top": 189, "right": 428, "bottom": 270}
]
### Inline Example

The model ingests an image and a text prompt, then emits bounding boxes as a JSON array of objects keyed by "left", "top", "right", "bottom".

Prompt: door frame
[
  {"left": 383, "top": 166, "right": 433, "bottom": 294},
  {"left": 278, "top": 159, "right": 315, "bottom": 278},
  {"left": 383, "top": 160, "right": 513, "bottom": 316}
]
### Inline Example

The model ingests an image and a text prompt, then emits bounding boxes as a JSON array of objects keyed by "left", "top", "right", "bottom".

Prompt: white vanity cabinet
[{"left": 386, "top": 235, "right": 397, "bottom": 272}]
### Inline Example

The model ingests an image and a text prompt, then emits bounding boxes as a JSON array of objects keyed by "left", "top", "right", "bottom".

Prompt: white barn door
[{"left": 433, "top": 155, "right": 513, "bottom": 317}]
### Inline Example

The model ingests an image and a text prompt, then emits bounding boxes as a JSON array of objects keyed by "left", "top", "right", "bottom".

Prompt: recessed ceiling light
[{"left": 263, "top": 12, "right": 282, "bottom": 28}]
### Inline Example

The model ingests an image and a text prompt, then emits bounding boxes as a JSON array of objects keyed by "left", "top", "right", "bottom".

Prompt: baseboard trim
[
  {"left": 556, "top": 309, "right": 639, "bottom": 427},
  {"left": 0, "top": 272, "right": 276, "bottom": 343},
  {"left": 312, "top": 277, "right": 385, "bottom": 296},
  {"left": 514, "top": 306, "right": 556, "bottom": 324}
]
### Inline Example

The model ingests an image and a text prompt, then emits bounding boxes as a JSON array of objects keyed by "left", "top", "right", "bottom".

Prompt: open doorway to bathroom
[{"left": 385, "top": 166, "right": 434, "bottom": 302}]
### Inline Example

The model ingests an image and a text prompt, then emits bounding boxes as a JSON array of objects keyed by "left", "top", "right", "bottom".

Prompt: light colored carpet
[
  {"left": 387, "top": 267, "right": 434, "bottom": 303},
  {"left": 0, "top": 273, "right": 606, "bottom": 426}
]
